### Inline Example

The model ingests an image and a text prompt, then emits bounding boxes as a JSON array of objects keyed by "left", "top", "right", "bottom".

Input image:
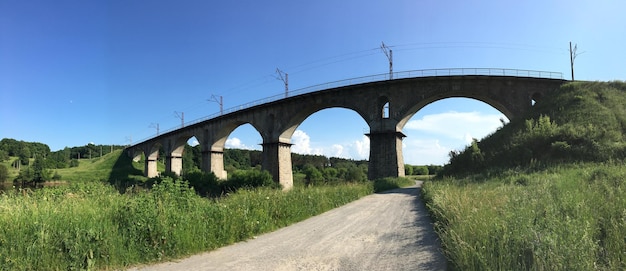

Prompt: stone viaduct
[{"left": 127, "top": 69, "right": 566, "bottom": 190}]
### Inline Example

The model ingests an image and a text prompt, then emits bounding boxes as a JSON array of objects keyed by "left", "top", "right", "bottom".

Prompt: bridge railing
[{"left": 136, "top": 68, "right": 563, "bottom": 145}]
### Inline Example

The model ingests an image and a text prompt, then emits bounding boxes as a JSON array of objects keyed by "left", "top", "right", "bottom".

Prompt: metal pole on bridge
[
  {"left": 381, "top": 42, "right": 393, "bottom": 80},
  {"left": 276, "top": 68, "right": 288, "bottom": 98},
  {"left": 149, "top": 123, "right": 159, "bottom": 136},
  {"left": 208, "top": 95, "right": 224, "bottom": 115},
  {"left": 174, "top": 111, "right": 184, "bottom": 128}
]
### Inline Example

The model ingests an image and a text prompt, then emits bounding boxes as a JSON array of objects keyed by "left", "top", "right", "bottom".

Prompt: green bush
[{"left": 221, "top": 169, "right": 278, "bottom": 192}]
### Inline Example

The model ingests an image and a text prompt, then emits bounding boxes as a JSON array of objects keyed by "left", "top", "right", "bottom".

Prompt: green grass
[
  {"left": 53, "top": 150, "right": 144, "bottom": 183},
  {"left": 422, "top": 163, "right": 626, "bottom": 270},
  {"left": 424, "top": 81, "right": 626, "bottom": 269},
  {"left": 0, "top": 175, "right": 412, "bottom": 270},
  {"left": 0, "top": 157, "right": 22, "bottom": 180}
]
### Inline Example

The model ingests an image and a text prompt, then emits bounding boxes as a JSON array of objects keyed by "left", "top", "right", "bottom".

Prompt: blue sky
[{"left": 1, "top": 0, "right": 625, "bottom": 165}]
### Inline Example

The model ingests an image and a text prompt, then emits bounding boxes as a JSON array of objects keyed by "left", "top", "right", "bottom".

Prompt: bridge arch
[
  {"left": 204, "top": 121, "right": 264, "bottom": 180},
  {"left": 279, "top": 106, "right": 369, "bottom": 143},
  {"left": 400, "top": 98, "right": 509, "bottom": 165},
  {"left": 288, "top": 107, "right": 370, "bottom": 158},
  {"left": 397, "top": 94, "right": 514, "bottom": 132},
  {"left": 127, "top": 72, "right": 566, "bottom": 189}
]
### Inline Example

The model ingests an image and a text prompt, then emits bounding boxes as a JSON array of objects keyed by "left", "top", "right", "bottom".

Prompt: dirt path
[{"left": 128, "top": 182, "right": 447, "bottom": 271}]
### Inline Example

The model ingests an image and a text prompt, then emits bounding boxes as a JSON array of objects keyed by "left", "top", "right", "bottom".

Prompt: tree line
[
  {"left": 0, "top": 138, "right": 126, "bottom": 183},
  {"left": 0, "top": 137, "right": 442, "bottom": 184}
]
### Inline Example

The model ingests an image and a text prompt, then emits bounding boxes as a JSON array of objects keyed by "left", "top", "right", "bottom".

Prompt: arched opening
[
  {"left": 182, "top": 136, "right": 201, "bottom": 174},
  {"left": 378, "top": 96, "right": 390, "bottom": 119},
  {"left": 222, "top": 123, "right": 263, "bottom": 173},
  {"left": 290, "top": 108, "right": 370, "bottom": 186},
  {"left": 401, "top": 98, "right": 509, "bottom": 175},
  {"left": 531, "top": 92, "right": 543, "bottom": 106}
]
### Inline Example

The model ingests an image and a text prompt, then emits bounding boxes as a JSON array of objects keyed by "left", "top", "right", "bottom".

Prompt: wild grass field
[
  {"left": 423, "top": 163, "right": 625, "bottom": 270},
  {"left": 0, "top": 162, "right": 412, "bottom": 270},
  {"left": 425, "top": 81, "right": 626, "bottom": 270}
]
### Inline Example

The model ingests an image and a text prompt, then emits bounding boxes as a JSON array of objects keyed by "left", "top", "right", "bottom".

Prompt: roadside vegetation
[
  {"left": 423, "top": 81, "right": 626, "bottom": 270},
  {"left": 0, "top": 136, "right": 414, "bottom": 270}
]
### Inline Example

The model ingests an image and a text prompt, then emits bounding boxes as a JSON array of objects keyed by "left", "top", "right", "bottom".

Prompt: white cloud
[
  {"left": 401, "top": 111, "right": 508, "bottom": 165},
  {"left": 403, "top": 138, "right": 452, "bottom": 165},
  {"left": 331, "top": 144, "right": 344, "bottom": 157},
  {"left": 226, "top": 137, "right": 252, "bottom": 150},
  {"left": 291, "top": 130, "right": 313, "bottom": 154},
  {"left": 404, "top": 111, "right": 506, "bottom": 141},
  {"left": 353, "top": 135, "right": 370, "bottom": 159},
  {"left": 290, "top": 130, "right": 369, "bottom": 160}
]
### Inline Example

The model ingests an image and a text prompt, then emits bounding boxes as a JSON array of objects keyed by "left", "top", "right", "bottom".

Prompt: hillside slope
[
  {"left": 54, "top": 150, "right": 143, "bottom": 182},
  {"left": 441, "top": 81, "right": 626, "bottom": 175}
]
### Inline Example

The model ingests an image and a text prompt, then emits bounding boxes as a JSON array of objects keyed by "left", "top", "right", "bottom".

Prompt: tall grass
[
  {"left": 422, "top": 163, "right": 626, "bottom": 270},
  {"left": 0, "top": 177, "right": 411, "bottom": 270}
]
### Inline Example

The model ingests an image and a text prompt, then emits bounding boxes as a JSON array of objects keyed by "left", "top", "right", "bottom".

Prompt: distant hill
[{"left": 441, "top": 81, "right": 626, "bottom": 176}]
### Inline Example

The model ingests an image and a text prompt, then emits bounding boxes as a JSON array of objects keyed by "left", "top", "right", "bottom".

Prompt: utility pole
[
  {"left": 208, "top": 94, "right": 223, "bottom": 115},
  {"left": 150, "top": 123, "right": 160, "bottom": 135},
  {"left": 381, "top": 42, "right": 393, "bottom": 79},
  {"left": 276, "top": 68, "right": 288, "bottom": 98},
  {"left": 569, "top": 41, "right": 583, "bottom": 81},
  {"left": 174, "top": 111, "right": 184, "bottom": 128}
]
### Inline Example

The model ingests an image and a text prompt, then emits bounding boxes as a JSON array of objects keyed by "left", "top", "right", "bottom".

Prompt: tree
[
  {"left": 414, "top": 166, "right": 429, "bottom": 175},
  {"left": 346, "top": 166, "right": 367, "bottom": 182},
  {"left": 31, "top": 155, "right": 51, "bottom": 183},
  {"left": 404, "top": 165, "right": 414, "bottom": 175},
  {"left": 0, "top": 164, "right": 8, "bottom": 182},
  {"left": 303, "top": 164, "right": 324, "bottom": 186},
  {"left": 18, "top": 147, "right": 31, "bottom": 165},
  {"left": 16, "top": 167, "right": 33, "bottom": 184},
  {"left": 323, "top": 167, "right": 338, "bottom": 182},
  {"left": 0, "top": 150, "right": 8, "bottom": 161}
]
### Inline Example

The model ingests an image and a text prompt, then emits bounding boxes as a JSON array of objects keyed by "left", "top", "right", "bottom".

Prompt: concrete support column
[
  {"left": 145, "top": 158, "right": 158, "bottom": 178},
  {"left": 165, "top": 155, "right": 183, "bottom": 176},
  {"left": 202, "top": 150, "right": 227, "bottom": 179},
  {"left": 366, "top": 131, "right": 406, "bottom": 180},
  {"left": 261, "top": 141, "right": 293, "bottom": 190}
]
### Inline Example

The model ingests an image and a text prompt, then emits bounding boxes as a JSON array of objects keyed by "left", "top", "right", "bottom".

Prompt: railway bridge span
[{"left": 127, "top": 68, "right": 566, "bottom": 190}]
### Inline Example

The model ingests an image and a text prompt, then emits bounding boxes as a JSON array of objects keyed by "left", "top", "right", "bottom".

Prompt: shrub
[
  {"left": 0, "top": 164, "right": 8, "bottom": 182},
  {"left": 414, "top": 166, "right": 429, "bottom": 175},
  {"left": 303, "top": 165, "right": 324, "bottom": 186},
  {"left": 183, "top": 171, "right": 220, "bottom": 196},
  {"left": 221, "top": 169, "right": 278, "bottom": 192}
]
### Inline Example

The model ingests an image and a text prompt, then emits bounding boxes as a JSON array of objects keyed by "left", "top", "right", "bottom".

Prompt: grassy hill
[
  {"left": 40, "top": 150, "right": 143, "bottom": 183},
  {"left": 424, "top": 81, "right": 626, "bottom": 270},
  {"left": 441, "top": 81, "right": 626, "bottom": 176}
]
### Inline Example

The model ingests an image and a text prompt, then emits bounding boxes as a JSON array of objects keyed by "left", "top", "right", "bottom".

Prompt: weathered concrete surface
[{"left": 128, "top": 181, "right": 447, "bottom": 271}]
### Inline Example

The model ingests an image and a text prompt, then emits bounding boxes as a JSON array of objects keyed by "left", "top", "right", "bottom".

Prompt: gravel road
[{"left": 128, "top": 181, "right": 447, "bottom": 271}]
